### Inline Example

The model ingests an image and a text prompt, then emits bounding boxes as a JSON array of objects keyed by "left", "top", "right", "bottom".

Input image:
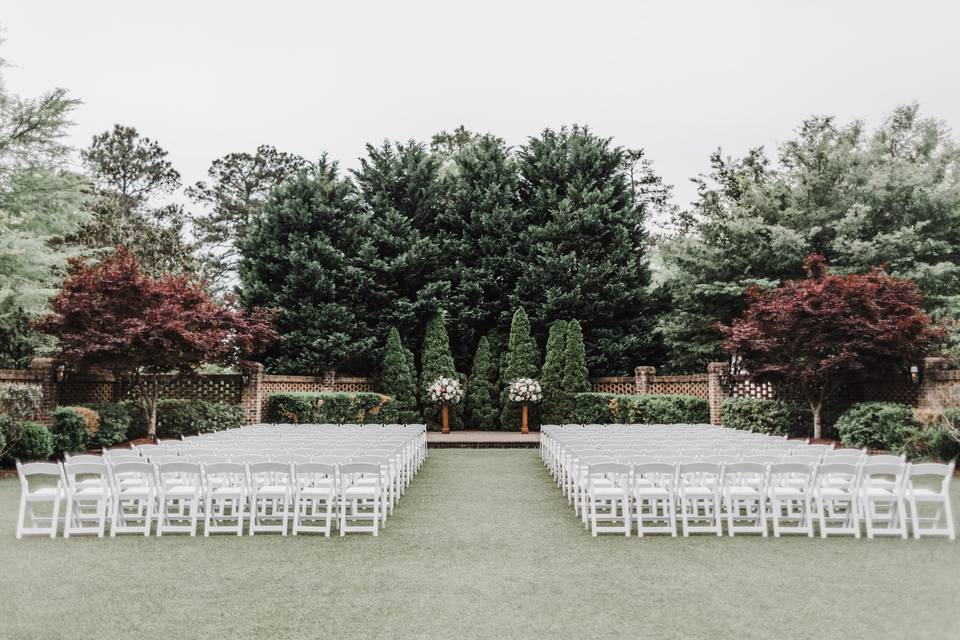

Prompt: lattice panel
[
  {"left": 58, "top": 380, "right": 116, "bottom": 405},
  {"left": 651, "top": 376, "right": 709, "bottom": 399},
  {"left": 589, "top": 377, "right": 635, "bottom": 394}
]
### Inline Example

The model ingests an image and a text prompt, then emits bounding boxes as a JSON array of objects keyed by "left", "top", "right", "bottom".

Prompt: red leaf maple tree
[
  {"left": 716, "top": 254, "right": 942, "bottom": 439},
  {"left": 36, "top": 247, "right": 278, "bottom": 437}
]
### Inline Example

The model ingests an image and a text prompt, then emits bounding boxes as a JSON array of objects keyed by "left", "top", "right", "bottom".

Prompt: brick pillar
[
  {"left": 239, "top": 361, "right": 264, "bottom": 424},
  {"left": 29, "top": 357, "right": 58, "bottom": 424},
  {"left": 707, "top": 362, "right": 727, "bottom": 426},
  {"left": 634, "top": 366, "right": 656, "bottom": 395},
  {"left": 321, "top": 368, "right": 336, "bottom": 392}
]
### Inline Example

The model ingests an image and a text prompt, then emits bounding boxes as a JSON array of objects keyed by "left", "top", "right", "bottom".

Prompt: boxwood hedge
[
  {"left": 267, "top": 392, "right": 399, "bottom": 424},
  {"left": 574, "top": 393, "right": 709, "bottom": 425}
]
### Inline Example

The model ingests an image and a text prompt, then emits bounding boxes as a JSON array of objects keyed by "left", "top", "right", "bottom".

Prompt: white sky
[{"left": 3, "top": 0, "right": 959, "bottom": 212}]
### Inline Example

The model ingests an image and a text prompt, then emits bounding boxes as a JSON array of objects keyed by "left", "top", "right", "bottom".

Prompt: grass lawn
[{"left": 1, "top": 449, "right": 958, "bottom": 640}]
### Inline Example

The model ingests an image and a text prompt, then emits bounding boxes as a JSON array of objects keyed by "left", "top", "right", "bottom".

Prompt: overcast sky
[{"left": 3, "top": 0, "right": 959, "bottom": 211}]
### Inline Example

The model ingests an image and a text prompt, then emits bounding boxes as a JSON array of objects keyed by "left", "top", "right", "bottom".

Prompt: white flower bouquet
[
  {"left": 508, "top": 377, "right": 543, "bottom": 403},
  {"left": 428, "top": 376, "right": 464, "bottom": 405}
]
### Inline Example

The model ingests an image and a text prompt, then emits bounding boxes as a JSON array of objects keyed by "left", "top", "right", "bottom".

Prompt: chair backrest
[
  {"left": 861, "top": 461, "right": 907, "bottom": 485},
  {"left": 814, "top": 462, "right": 861, "bottom": 490},
  {"left": 157, "top": 461, "right": 202, "bottom": 486},
  {"left": 109, "top": 461, "right": 156, "bottom": 487},
  {"left": 703, "top": 455, "right": 740, "bottom": 465},
  {"left": 742, "top": 454, "right": 781, "bottom": 465},
  {"left": 677, "top": 462, "right": 722, "bottom": 486},
  {"left": 17, "top": 461, "right": 65, "bottom": 491},
  {"left": 64, "top": 454, "right": 103, "bottom": 464},
  {"left": 587, "top": 462, "right": 630, "bottom": 476},
  {"left": 768, "top": 462, "right": 815, "bottom": 488},
  {"left": 339, "top": 462, "right": 381, "bottom": 476},
  {"left": 634, "top": 462, "right": 677, "bottom": 488},
  {"left": 204, "top": 462, "right": 247, "bottom": 485},
  {"left": 722, "top": 462, "right": 767, "bottom": 486},
  {"left": 907, "top": 460, "right": 955, "bottom": 495},
  {"left": 868, "top": 454, "right": 906, "bottom": 464},
  {"left": 64, "top": 461, "right": 108, "bottom": 477}
]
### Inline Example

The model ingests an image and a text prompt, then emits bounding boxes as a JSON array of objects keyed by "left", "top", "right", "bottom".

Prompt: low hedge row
[
  {"left": 138, "top": 400, "right": 245, "bottom": 439},
  {"left": 720, "top": 398, "right": 810, "bottom": 437},
  {"left": 834, "top": 402, "right": 960, "bottom": 462},
  {"left": 574, "top": 393, "right": 710, "bottom": 424},
  {"left": 267, "top": 392, "right": 399, "bottom": 424}
]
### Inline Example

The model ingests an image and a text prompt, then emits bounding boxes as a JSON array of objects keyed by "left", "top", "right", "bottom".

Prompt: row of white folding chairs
[
  {"left": 574, "top": 459, "right": 954, "bottom": 540},
  {"left": 15, "top": 458, "right": 393, "bottom": 539}
]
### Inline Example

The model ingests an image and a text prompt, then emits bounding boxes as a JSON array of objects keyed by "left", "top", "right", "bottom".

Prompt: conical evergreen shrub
[
  {"left": 499, "top": 307, "right": 541, "bottom": 430},
  {"left": 379, "top": 327, "right": 420, "bottom": 423},
  {"left": 562, "top": 320, "right": 591, "bottom": 414},
  {"left": 465, "top": 336, "right": 499, "bottom": 430},
  {"left": 540, "top": 320, "right": 570, "bottom": 423},
  {"left": 419, "top": 313, "right": 463, "bottom": 430}
]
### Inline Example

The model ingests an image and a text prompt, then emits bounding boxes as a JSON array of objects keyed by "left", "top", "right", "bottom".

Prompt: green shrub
[
  {"left": 721, "top": 398, "right": 809, "bottom": 436},
  {"left": 126, "top": 400, "right": 245, "bottom": 439},
  {"left": 0, "top": 384, "right": 42, "bottom": 422},
  {"left": 835, "top": 402, "right": 918, "bottom": 451},
  {"left": 574, "top": 393, "right": 709, "bottom": 424},
  {"left": 10, "top": 421, "right": 53, "bottom": 461},
  {"left": 83, "top": 402, "right": 131, "bottom": 446},
  {"left": 50, "top": 406, "right": 90, "bottom": 456},
  {"left": 267, "top": 392, "right": 398, "bottom": 424},
  {"left": 901, "top": 409, "right": 960, "bottom": 461}
]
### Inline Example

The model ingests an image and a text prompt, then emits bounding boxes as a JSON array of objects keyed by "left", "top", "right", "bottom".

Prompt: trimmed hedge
[
  {"left": 10, "top": 421, "right": 53, "bottom": 461},
  {"left": 82, "top": 402, "right": 131, "bottom": 446},
  {"left": 720, "top": 398, "right": 809, "bottom": 437},
  {"left": 127, "top": 400, "right": 245, "bottom": 439},
  {"left": 574, "top": 393, "right": 709, "bottom": 425},
  {"left": 835, "top": 402, "right": 918, "bottom": 451},
  {"left": 267, "top": 392, "right": 399, "bottom": 424},
  {"left": 902, "top": 409, "right": 960, "bottom": 462}
]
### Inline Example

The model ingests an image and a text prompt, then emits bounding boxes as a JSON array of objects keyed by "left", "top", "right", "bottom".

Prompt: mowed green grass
[{"left": 0, "top": 449, "right": 958, "bottom": 640}]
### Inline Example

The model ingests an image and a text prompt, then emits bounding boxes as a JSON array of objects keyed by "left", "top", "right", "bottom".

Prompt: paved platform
[{"left": 427, "top": 430, "right": 540, "bottom": 448}]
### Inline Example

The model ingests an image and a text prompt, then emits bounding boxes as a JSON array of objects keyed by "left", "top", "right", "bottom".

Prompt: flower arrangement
[
  {"left": 428, "top": 376, "right": 464, "bottom": 405},
  {"left": 508, "top": 377, "right": 543, "bottom": 403}
]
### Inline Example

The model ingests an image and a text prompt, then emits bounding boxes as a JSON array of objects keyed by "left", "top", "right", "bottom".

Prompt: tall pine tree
[
  {"left": 540, "top": 320, "right": 570, "bottom": 424},
  {"left": 499, "top": 308, "right": 541, "bottom": 430},
  {"left": 418, "top": 313, "right": 463, "bottom": 430},
  {"left": 465, "top": 336, "right": 499, "bottom": 430},
  {"left": 379, "top": 327, "right": 420, "bottom": 423},
  {"left": 562, "top": 320, "right": 591, "bottom": 412}
]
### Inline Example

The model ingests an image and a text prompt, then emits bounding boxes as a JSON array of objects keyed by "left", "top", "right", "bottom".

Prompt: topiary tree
[
  {"left": 465, "top": 336, "right": 499, "bottom": 430},
  {"left": 562, "top": 320, "right": 591, "bottom": 406},
  {"left": 379, "top": 327, "right": 420, "bottom": 423},
  {"left": 499, "top": 308, "right": 541, "bottom": 430},
  {"left": 540, "top": 320, "right": 569, "bottom": 424},
  {"left": 418, "top": 313, "right": 462, "bottom": 430}
]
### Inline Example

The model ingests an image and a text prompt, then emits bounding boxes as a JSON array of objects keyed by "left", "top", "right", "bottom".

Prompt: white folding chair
[
  {"left": 586, "top": 462, "right": 631, "bottom": 537},
  {"left": 108, "top": 461, "right": 156, "bottom": 536},
  {"left": 632, "top": 462, "right": 677, "bottom": 537},
  {"left": 248, "top": 461, "right": 293, "bottom": 535},
  {"left": 339, "top": 462, "right": 381, "bottom": 536},
  {"left": 292, "top": 462, "right": 337, "bottom": 536},
  {"left": 906, "top": 461, "right": 955, "bottom": 540},
  {"left": 15, "top": 461, "right": 66, "bottom": 539},
  {"left": 857, "top": 461, "right": 909, "bottom": 539},
  {"left": 63, "top": 462, "right": 111, "bottom": 538},
  {"left": 767, "top": 462, "right": 815, "bottom": 537},
  {"left": 203, "top": 462, "right": 248, "bottom": 536},
  {"left": 721, "top": 462, "right": 768, "bottom": 536},
  {"left": 813, "top": 462, "right": 861, "bottom": 538},
  {"left": 677, "top": 462, "right": 722, "bottom": 536},
  {"left": 157, "top": 462, "right": 203, "bottom": 536}
]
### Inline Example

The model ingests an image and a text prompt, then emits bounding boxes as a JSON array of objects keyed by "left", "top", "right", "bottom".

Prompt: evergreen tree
[
  {"left": 238, "top": 158, "right": 376, "bottom": 373},
  {"left": 540, "top": 320, "right": 570, "bottom": 424},
  {"left": 418, "top": 313, "right": 462, "bottom": 430},
  {"left": 499, "top": 308, "right": 541, "bottom": 430},
  {"left": 562, "top": 321, "right": 591, "bottom": 408},
  {"left": 379, "top": 327, "right": 420, "bottom": 423},
  {"left": 515, "top": 126, "right": 667, "bottom": 374},
  {"left": 465, "top": 336, "right": 498, "bottom": 430}
]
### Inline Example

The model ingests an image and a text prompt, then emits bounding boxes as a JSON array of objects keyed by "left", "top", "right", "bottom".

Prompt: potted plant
[
  {"left": 508, "top": 377, "right": 542, "bottom": 434},
  {"left": 428, "top": 376, "right": 464, "bottom": 434}
]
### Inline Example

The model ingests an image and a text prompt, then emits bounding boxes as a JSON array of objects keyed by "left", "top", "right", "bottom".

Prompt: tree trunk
[
  {"left": 140, "top": 375, "right": 160, "bottom": 441},
  {"left": 811, "top": 401, "right": 822, "bottom": 441}
]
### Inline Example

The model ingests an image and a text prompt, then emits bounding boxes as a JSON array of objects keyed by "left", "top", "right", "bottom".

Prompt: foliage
[
  {"left": 9, "top": 421, "right": 52, "bottom": 461},
  {"left": 379, "top": 327, "right": 420, "bottom": 422},
  {"left": 835, "top": 402, "right": 919, "bottom": 451},
  {"left": 561, "top": 320, "right": 591, "bottom": 399},
  {"left": 136, "top": 400, "right": 245, "bottom": 439},
  {"left": 659, "top": 104, "right": 960, "bottom": 371},
  {"left": 575, "top": 393, "right": 710, "bottom": 424},
  {"left": 465, "top": 336, "right": 499, "bottom": 430},
  {"left": 0, "top": 60, "right": 87, "bottom": 316},
  {"left": 36, "top": 247, "right": 276, "bottom": 437},
  {"left": 718, "top": 254, "right": 942, "bottom": 439},
  {"left": 238, "top": 161, "right": 375, "bottom": 373},
  {"left": 267, "top": 392, "right": 398, "bottom": 425},
  {"left": 499, "top": 308, "right": 540, "bottom": 430},
  {"left": 540, "top": 320, "right": 569, "bottom": 423},
  {"left": 77, "top": 125, "right": 195, "bottom": 275},
  {"left": 82, "top": 402, "right": 131, "bottom": 446},
  {"left": 0, "top": 303, "right": 41, "bottom": 368},
  {"left": 720, "top": 398, "right": 809, "bottom": 437},
  {"left": 187, "top": 145, "right": 309, "bottom": 290},
  {"left": 50, "top": 406, "right": 91, "bottom": 456},
  {"left": 0, "top": 383, "right": 42, "bottom": 422},
  {"left": 418, "top": 313, "right": 462, "bottom": 429}
]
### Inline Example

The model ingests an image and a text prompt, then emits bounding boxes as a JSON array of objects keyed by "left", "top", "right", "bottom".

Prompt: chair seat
[
  {"left": 255, "top": 485, "right": 290, "bottom": 495},
  {"left": 906, "top": 488, "right": 942, "bottom": 500},
  {"left": 300, "top": 486, "right": 333, "bottom": 497},
  {"left": 28, "top": 487, "right": 61, "bottom": 500},
  {"left": 211, "top": 487, "right": 244, "bottom": 497},
  {"left": 165, "top": 486, "right": 200, "bottom": 498},
  {"left": 591, "top": 486, "right": 628, "bottom": 498},
  {"left": 725, "top": 487, "right": 759, "bottom": 497},
  {"left": 634, "top": 487, "right": 670, "bottom": 497},
  {"left": 74, "top": 487, "right": 107, "bottom": 498},
  {"left": 118, "top": 486, "right": 151, "bottom": 498},
  {"left": 679, "top": 486, "right": 714, "bottom": 498},
  {"left": 770, "top": 487, "right": 804, "bottom": 498},
  {"left": 344, "top": 486, "right": 378, "bottom": 498},
  {"left": 815, "top": 487, "right": 853, "bottom": 498},
  {"left": 863, "top": 487, "right": 897, "bottom": 499}
]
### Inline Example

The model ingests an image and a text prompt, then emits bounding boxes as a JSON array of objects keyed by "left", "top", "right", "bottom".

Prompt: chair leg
[
  {"left": 16, "top": 494, "right": 27, "bottom": 540},
  {"left": 64, "top": 496, "right": 74, "bottom": 539}
]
